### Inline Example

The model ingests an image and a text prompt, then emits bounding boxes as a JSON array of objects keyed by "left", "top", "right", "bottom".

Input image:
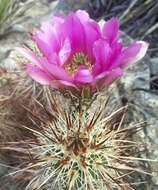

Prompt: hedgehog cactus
[
  {"left": 0, "top": 10, "right": 151, "bottom": 190},
  {"left": 13, "top": 98, "right": 146, "bottom": 190}
]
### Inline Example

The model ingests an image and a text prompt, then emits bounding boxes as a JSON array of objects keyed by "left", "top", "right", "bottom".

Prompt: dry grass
[{"left": 0, "top": 0, "right": 35, "bottom": 38}]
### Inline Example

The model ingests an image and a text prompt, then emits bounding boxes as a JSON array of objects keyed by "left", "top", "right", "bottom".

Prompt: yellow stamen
[{"left": 64, "top": 52, "right": 92, "bottom": 76}]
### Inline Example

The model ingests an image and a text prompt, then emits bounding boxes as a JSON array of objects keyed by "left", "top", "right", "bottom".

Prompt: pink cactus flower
[{"left": 19, "top": 10, "right": 148, "bottom": 93}]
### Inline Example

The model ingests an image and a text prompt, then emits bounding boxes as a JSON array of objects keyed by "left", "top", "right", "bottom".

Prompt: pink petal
[
  {"left": 61, "top": 13, "right": 86, "bottom": 53},
  {"left": 132, "top": 41, "right": 149, "bottom": 63},
  {"left": 74, "top": 68, "right": 93, "bottom": 83},
  {"left": 76, "top": 10, "right": 90, "bottom": 22},
  {"left": 51, "top": 15, "right": 65, "bottom": 43},
  {"left": 98, "top": 19, "right": 105, "bottom": 30},
  {"left": 40, "top": 22, "right": 60, "bottom": 52},
  {"left": 119, "top": 41, "right": 149, "bottom": 68},
  {"left": 103, "top": 68, "right": 123, "bottom": 86},
  {"left": 50, "top": 80, "right": 60, "bottom": 89},
  {"left": 50, "top": 80, "right": 78, "bottom": 90},
  {"left": 93, "top": 39, "right": 111, "bottom": 75},
  {"left": 103, "top": 18, "right": 120, "bottom": 44},
  {"left": 84, "top": 21, "right": 101, "bottom": 58},
  {"left": 17, "top": 47, "right": 41, "bottom": 67},
  {"left": 50, "top": 80, "right": 77, "bottom": 90},
  {"left": 107, "top": 42, "right": 123, "bottom": 69},
  {"left": 51, "top": 79, "right": 76, "bottom": 90},
  {"left": 41, "top": 59, "right": 72, "bottom": 82},
  {"left": 59, "top": 38, "right": 71, "bottom": 66},
  {"left": 95, "top": 70, "right": 108, "bottom": 80},
  {"left": 76, "top": 11, "right": 101, "bottom": 58},
  {"left": 53, "top": 15, "right": 65, "bottom": 28},
  {"left": 27, "top": 65, "right": 52, "bottom": 85},
  {"left": 59, "top": 80, "right": 77, "bottom": 88},
  {"left": 95, "top": 68, "right": 123, "bottom": 88},
  {"left": 33, "top": 33, "right": 53, "bottom": 58},
  {"left": 33, "top": 22, "right": 60, "bottom": 62},
  {"left": 47, "top": 53, "right": 60, "bottom": 66}
]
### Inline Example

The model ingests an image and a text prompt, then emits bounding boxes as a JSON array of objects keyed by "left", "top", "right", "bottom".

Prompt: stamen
[
  {"left": 64, "top": 52, "right": 92, "bottom": 76},
  {"left": 73, "top": 52, "right": 88, "bottom": 65}
]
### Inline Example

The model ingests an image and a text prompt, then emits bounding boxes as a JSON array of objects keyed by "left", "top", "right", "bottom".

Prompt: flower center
[{"left": 64, "top": 52, "right": 92, "bottom": 76}]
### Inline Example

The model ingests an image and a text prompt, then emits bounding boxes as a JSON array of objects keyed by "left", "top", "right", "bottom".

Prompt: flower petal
[
  {"left": 33, "top": 33, "right": 53, "bottom": 58},
  {"left": 95, "top": 68, "right": 123, "bottom": 88},
  {"left": 17, "top": 47, "right": 40, "bottom": 67},
  {"left": 103, "top": 18, "right": 120, "bottom": 44},
  {"left": 76, "top": 10, "right": 101, "bottom": 57},
  {"left": 62, "top": 13, "right": 86, "bottom": 53},
  {"left": 59, "top": 80, "right": 77, "bottom": 88},
  {"left": 33, "top": 22, "right": 61, "bottom": 63},
  {"left": 103, "top": 68, "right": 123, "bottom": 86},
  {"left": 131, "top": 41, "right": 149, "bottom": 63},
  {"left": 119, "top": 41, "right": 149, "bottom": 68},
  {"left": 84, "top": 21, "right": 101, "bottom": 58},
  {"left": 41, "top": 59, "right": 72, "bottom": 82},
  {"left": 27, "top": 65, "right": 52, "bottom": 85},
  {"left": 93, "top": 39, "right": 111, "bottom": 75},
  {"left": 98, "top": 19, "right": 105, "bottom": 30},
  {"left": 39, "top": 21, "right": 60, "bottom": 52},
  {"left": 74, "top": 68, "right": 93, "bottom": 83},
  {"left": 76, "top": 10, "right": 90, "bottom": 22},
  {"left": 59, "top": 38, "right": 71, "bottom": 66},
  {"left": 107, "top": 42, "right": 123, "bottom": 69}
]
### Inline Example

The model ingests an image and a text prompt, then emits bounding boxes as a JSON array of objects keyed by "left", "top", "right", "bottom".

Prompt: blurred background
[{"left": 0, "top": 0, "right": 158, "bottom": 189}]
